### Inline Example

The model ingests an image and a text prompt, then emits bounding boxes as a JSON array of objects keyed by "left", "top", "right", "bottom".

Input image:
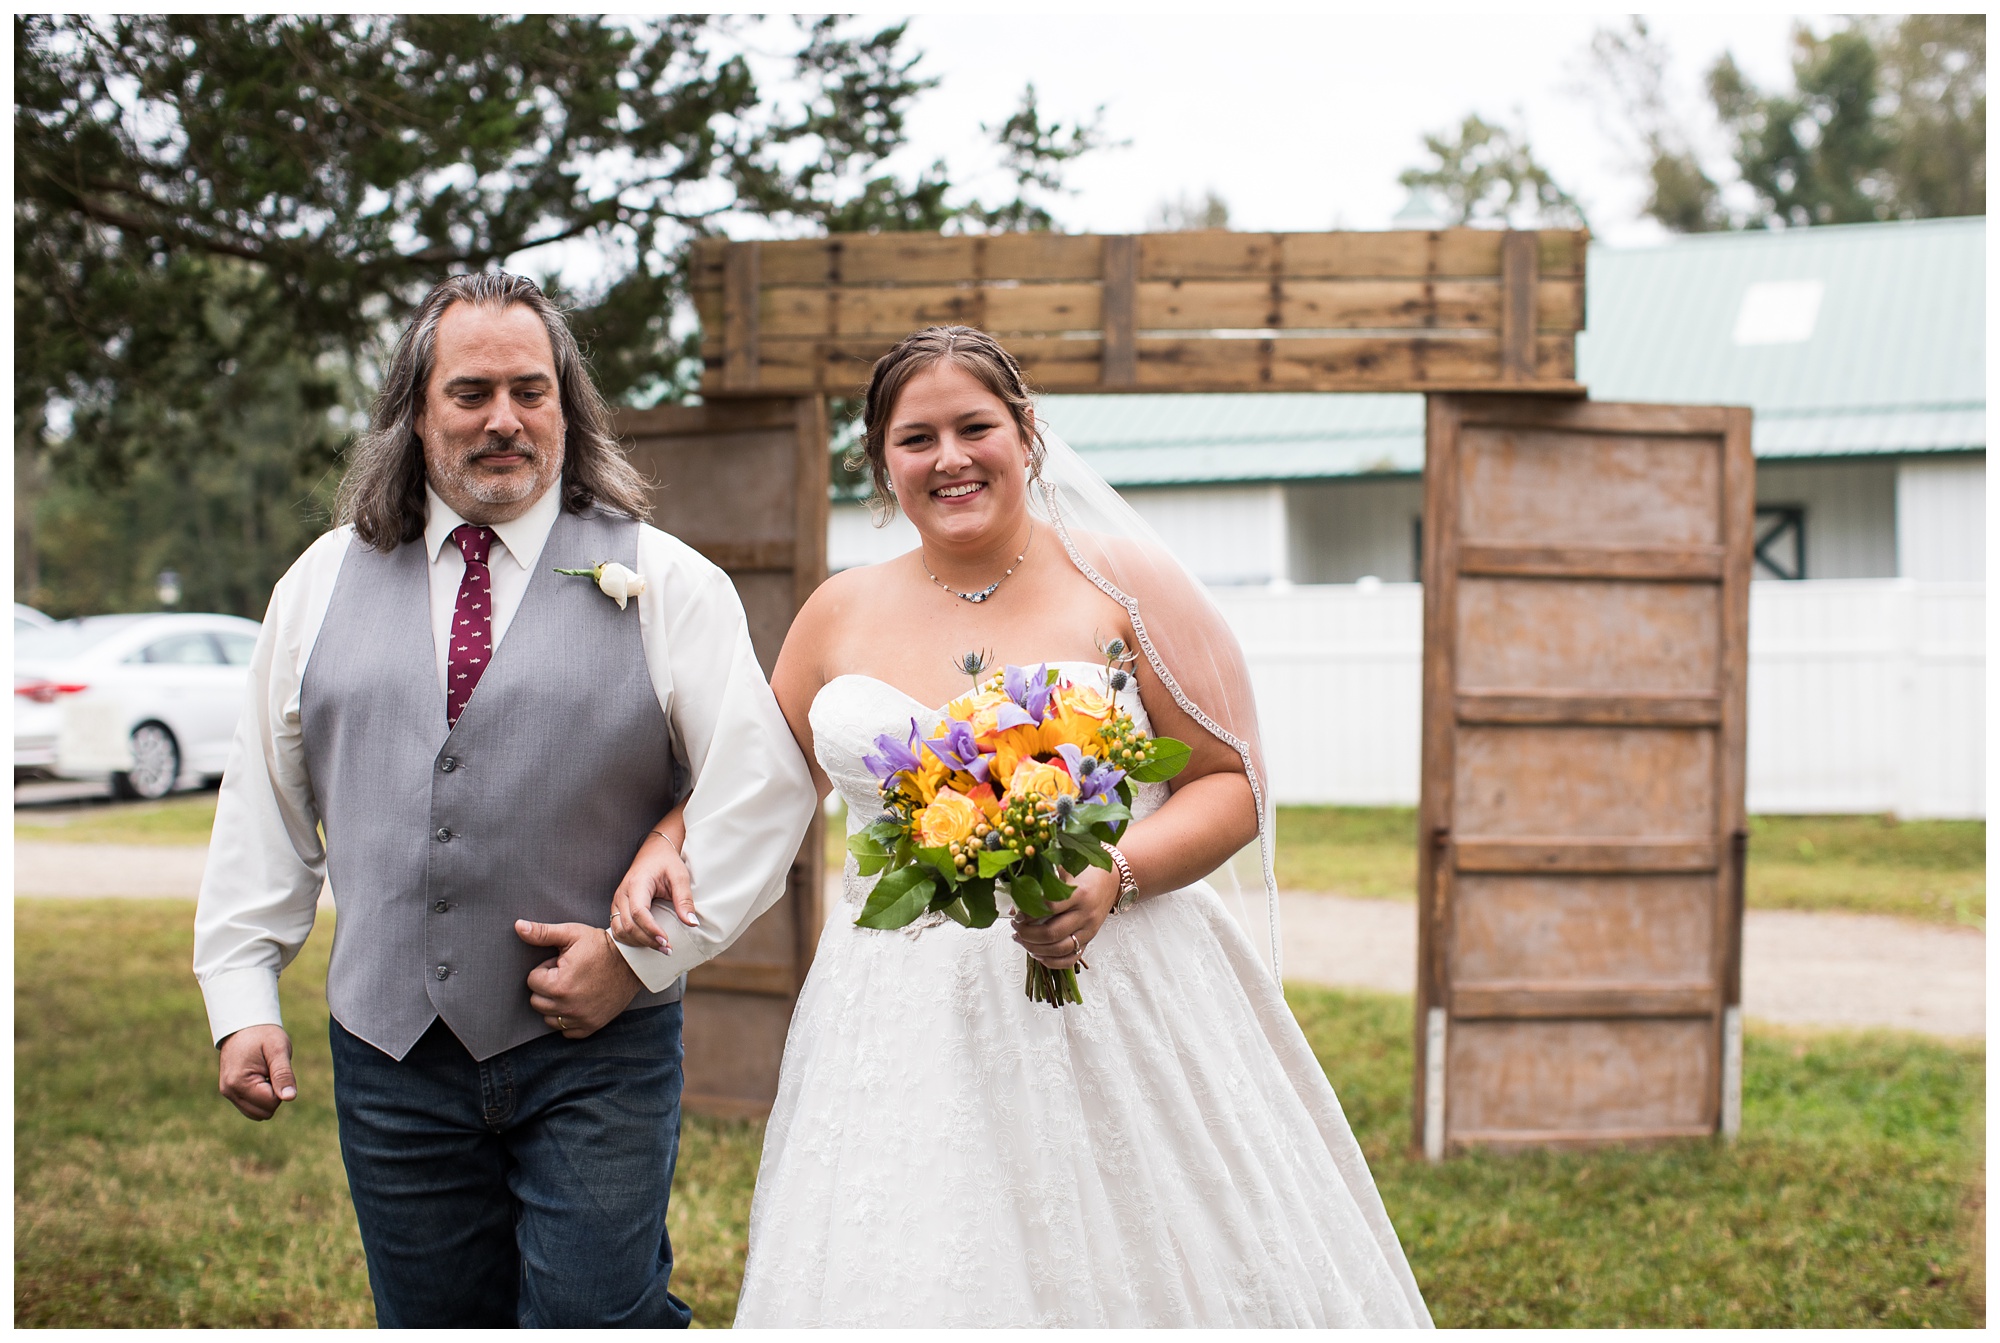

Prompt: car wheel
[{"left": 112, "top": 722, "right": 180, "bottom": 801}]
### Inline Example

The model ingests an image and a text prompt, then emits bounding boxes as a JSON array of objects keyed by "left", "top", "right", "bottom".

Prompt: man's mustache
[{"left": 468, "top": 436, "right": 535, "bottom": 463}]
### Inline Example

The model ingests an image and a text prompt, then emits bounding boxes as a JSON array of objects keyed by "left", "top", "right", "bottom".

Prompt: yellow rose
[
  {"left": 1057, "top": 683, "right": 1116, "bottom": 721},
  {"left": 1008, "top": 759, "right": 1078, "bottom": 802},
  {"left": 914, "top": 790, "right": 981, "bottom": 847}
]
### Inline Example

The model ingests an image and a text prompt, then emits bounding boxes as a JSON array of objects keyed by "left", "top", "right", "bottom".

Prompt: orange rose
[
  {"left": 1039, "top": 708, "right": 1104, "bottom": 756},
  {"left": 965, "top": 782, "right": 1003, "bottom": 824},
  {"left": 1008, "top": 759, "right": 1078, "bottom": 801},
  {"left": 914, "top": 790, "right": 981, "bottom": 847},
  {"left": 1057, "top": 683, "right": 1116, "bottom": 721}
]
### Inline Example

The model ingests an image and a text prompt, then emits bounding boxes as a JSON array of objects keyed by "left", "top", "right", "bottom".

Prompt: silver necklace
[{"left": 922, "top": 526, "right": 1032, "bottom": 604}]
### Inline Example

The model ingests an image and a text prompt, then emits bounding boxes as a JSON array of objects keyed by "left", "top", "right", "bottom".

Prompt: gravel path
[{"left": 14, "top": 841, "right": 1984, "bottom": 1038}]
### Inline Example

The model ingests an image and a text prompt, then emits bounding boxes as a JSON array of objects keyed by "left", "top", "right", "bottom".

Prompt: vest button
[
  {"left": 439, "top": 757, "right": 457, "bottom": 772},
  {"left": 434, "top": 965, "right": 450, "bottom": 980},
  {"left": 433, "top": 900, "right": 449, "bottom": 913},
  {"left": 434, "top": 827, "right": 452, "bottom": 843}
]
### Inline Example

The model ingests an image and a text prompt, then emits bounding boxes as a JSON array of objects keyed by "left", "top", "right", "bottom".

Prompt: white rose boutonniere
[{"left": 555, "top": 561, "right": 648, "bottom": 609}]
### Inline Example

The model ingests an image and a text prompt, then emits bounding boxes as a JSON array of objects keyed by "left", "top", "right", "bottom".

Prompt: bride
[{"left": 621, "top": 326, "right": 1430, "bottom": 1327}]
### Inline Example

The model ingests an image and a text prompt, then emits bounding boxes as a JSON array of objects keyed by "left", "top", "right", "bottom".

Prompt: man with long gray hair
[{"left": 193, "top": 272, "right": 814, "bottom": 1326}]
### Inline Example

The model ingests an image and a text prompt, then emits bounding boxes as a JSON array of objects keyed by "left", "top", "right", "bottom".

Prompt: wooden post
[
  {"left": 723, "top": 241, "right": 762, "bottom": 392},
  {"left": 613, "top": 395, "right": 829, "bottom": 1117},
  {"left": 1499, "top": 231, "right": 1538, "bottom": 383},
  {"left": 1100, "top": 234, "right": 1137, "bottom": 388}
]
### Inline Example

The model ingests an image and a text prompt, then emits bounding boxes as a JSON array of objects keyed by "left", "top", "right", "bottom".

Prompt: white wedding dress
[{"left": 733, "top": 663, "right": 1432, "bottom": 1328}]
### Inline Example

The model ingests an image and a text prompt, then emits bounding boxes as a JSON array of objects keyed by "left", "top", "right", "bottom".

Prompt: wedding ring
[
  {"left": 1068, "top": 933, "right": 1082, "bottom": 958},
  {"left": 556, "top": 1015, "right": 568, "bottom": 1032}
]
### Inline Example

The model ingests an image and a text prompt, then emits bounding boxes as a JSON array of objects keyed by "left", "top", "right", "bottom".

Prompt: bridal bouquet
[{"left": 850, "top": 646, "right": 1190, "bottom": 1007}]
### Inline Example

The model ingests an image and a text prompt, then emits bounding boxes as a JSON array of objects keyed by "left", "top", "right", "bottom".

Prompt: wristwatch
[{"left": 1102, "top": 843, "right": 1140, "bottom": 914}]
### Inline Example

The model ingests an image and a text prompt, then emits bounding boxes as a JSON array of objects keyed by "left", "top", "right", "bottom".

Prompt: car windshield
[{"left": 14, "top": 615, "right": 151, "bottom": 662}]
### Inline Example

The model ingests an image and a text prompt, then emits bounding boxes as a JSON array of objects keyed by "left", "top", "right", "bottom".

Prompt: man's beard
[{"left": 449, "top": 435, "right": 551, "bottom": 506}]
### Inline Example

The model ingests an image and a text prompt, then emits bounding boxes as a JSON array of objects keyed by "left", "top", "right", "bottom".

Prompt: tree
[
  {"left": 1146, "top": 189, "right": 1230, "bottom": 232},
  {"left": 15, "top": 16, "right": 1101, "bottom": 615},
  {"left": 1585, "top": 15, "right": 1984, "bottom": 232},
  {"left": 1581, "top": 19, "right": 1727, "bottom": 232},
  {"left": 1397, "top": 115, "right": 1587, "bottom": 230}
]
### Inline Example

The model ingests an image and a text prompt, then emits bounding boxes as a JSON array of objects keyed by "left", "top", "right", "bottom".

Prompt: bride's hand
[
  {"left": 1011, "top": 865, "right": 1117, "bottom": 970},
  {"left": 610, "top": 830, "right": 698, "bottom": 953}
]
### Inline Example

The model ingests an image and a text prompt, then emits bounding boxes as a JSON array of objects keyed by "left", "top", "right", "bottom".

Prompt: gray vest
[{"left": 301, "top": 506, "right": 684, "bottom": 1062}]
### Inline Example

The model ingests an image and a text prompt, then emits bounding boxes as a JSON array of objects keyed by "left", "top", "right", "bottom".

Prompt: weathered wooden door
[
  {"left": 1415, "top": 396, "right": 1753, "bottom": 1156},
  {"left": 614, "top": 397, "right": 828, "bottom": 1118}
]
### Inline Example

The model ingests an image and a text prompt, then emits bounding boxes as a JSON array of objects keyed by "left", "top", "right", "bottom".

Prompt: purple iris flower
[
  {"left": 1003, "top": 662, "right": 1055, "bottom": 723},
  {"left": 863, "top": 718, "right": 923, "bottom": 783},
  {"left": 1055, "top": 742, "right": 1125, "bottom": 804},
  {"left": 924, "top": 717, "right": 993, "bottom": 783}
]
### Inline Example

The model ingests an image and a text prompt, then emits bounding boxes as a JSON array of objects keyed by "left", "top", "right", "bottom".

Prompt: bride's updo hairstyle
[{"left": 856, "top": 325, "right": 1045, "bottom": 520}]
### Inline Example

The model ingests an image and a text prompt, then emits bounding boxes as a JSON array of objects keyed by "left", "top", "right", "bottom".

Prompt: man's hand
[
  {"left": 218, "top": 1024, "right": 297, "bottom": 1120},
  {"left": 517, "top": 920, "right": 644, "bottom": 1038}
]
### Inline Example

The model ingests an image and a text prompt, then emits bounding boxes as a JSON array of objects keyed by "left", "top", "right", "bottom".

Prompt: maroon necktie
[{"left": 446, "top": 524, "right": 496, "bottom": 728}]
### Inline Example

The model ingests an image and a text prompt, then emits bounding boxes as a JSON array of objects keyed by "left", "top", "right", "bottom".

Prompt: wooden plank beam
[
  {"left": 1500, "top": 230, "right": 1539, "bottom": 382},
  {"left": 722, "top": 241, "right": 761, "bottom": 392},
  {"left": 1459, "top": 543, "right": 1727, "bottom": 582},
  {"left": 1455, "top": 692, "right": 1723, "bottom": 727},
  {"left": 1100, "top": 235, "right": 1137, "bottom": 388},
  {"left": 1450, "top": 982, "right": 1721, "bottom": 1019},
  {"left": 1454, "top": 838, "right": 1722, "bottom": 874}
]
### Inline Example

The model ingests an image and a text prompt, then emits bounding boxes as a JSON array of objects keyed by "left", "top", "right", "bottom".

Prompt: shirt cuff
[
  {"left": 614, "top": 932, "right": 686, "bottom": 995},
  {"left": 199, "top": 966, "right": 286, "bottom": 1047}
]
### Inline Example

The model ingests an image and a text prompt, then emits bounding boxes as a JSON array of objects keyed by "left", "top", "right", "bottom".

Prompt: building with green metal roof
[{"left": 831, "top": 216, "right": 1984, "bottom": 586}]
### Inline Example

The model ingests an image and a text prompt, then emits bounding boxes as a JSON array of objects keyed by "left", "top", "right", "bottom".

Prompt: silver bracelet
[{"left": 1102, "top": 842, "right": 1139, "bottom": 914}]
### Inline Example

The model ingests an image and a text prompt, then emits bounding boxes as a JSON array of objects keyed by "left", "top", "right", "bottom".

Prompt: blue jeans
[{"left": 329, "top": 1004, "right": 693, "bottom": 1328}]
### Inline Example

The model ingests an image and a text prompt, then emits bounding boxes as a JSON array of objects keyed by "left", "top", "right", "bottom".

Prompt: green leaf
[
  {"left": 1127, "top": 737, "right": 1193, "bottom": 783},
  {"left": 1009, "top": 869, "right": 1051, "bottom": 920},
  {"left": 957, "top": 879, "right": 999, "bottom": 928},
  {"left": 977, "top": 847, "right": 1021, "bottom": 878},
  {"left": 845, "top": 830, "right": 890, "bottom": 876},
  {"left": 1070, "top": 800, "right": 1130, "bottom": 829},
  {"left": 855, "top": 868, "right": 936, "bottom": 929},
  {"left": 913, "top": 845, "right": 961, "bottom": 888},
  {"left": 864, "top": 819, "right": 904, "bottom": 846},
  {"left": 938, "top": 897, "right": 973, "bottom": 926},
  {"left": 1058, "top": 833, "right": 1113, "bottom": 870}
]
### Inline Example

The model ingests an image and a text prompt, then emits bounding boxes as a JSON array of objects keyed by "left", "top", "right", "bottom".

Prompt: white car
[
  {"left": 15, "top": 612, "right": 261, "bottom": 799},
  {"left": 14, "top": 603, "right": 55, "bottom": 634}
]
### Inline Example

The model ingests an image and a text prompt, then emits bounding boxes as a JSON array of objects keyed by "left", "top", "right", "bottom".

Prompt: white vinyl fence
[{"left": 1208, "top": 579, "right": 1985, "bottom": 820}]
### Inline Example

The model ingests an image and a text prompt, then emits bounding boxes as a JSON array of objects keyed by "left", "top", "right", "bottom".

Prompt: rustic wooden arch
[{"left": 620, "top": 227, "right": 1751, "bottom": 1160}]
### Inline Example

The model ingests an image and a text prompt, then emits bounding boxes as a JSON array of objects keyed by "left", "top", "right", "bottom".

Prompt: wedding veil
[{"left": 1027, "top": 420, "right": 1283, "bottom": 982}]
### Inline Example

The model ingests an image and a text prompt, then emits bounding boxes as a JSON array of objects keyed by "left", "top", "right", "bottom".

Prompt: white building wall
[
  {"left": 1750, "top": 459, "right": 1898, "bottom": 580},
  {"left": 1121, "top": 485, "right": 1289, "bottom": 585},
  {"left": 829, "top": 500, "right": 919, "bottom": 571},
  {"left": 1286, "top": 476, "right": 1426, "bottom": 582},
  {"left": 1897, "top": 454, "right": 1986, "bottom": 581},
  {"left": 1207, "top": 579, "right": 1984, "bottom": 819}
]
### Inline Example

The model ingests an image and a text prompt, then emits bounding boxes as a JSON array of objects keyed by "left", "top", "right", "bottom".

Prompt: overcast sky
[{"left": 872, "top": 11, "right": 1823, "bottom": 247}]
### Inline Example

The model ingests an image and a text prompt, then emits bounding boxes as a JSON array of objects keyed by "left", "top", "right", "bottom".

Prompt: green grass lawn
[
  {"left": 1268, "top": 806, "right": 1983, "bottom": 928},
  {"left": 26, "top": 796, "right": 1983, "bottom": 927},
  {"left": 16, "top": 898, "right": 1983, "bottom": 1327},
  {"left": 14, "top": 792, "right": 221, "bottom": 845}
]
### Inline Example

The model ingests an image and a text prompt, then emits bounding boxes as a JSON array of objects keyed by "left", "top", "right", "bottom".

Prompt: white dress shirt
[{"left": 192, "top": 488, "right": 817, "bottom": 1045}]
